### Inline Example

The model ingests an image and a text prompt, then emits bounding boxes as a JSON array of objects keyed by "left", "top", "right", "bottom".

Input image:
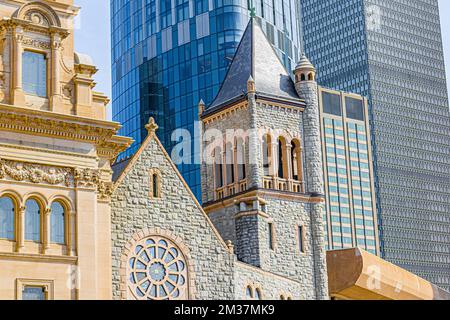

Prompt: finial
[
  {"left": 226, "top": 240, "right": 234, "bottom": 254},
  {"left": 247, "top": 75, "right": 255, "bottom": 93},
  {"left": 249, "top": 0, "right": 256, "bottom": 18},
  {"left": 145, "top": 117, "right": 158, "bottom": 134},
  {"left": 198, "top": 99, "right": 205, "bottom": 119}
]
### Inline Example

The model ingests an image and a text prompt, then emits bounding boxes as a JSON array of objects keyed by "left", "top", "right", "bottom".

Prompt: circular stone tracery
[{"left": 128, "top": 236, "right": 188, "bottom": 300}]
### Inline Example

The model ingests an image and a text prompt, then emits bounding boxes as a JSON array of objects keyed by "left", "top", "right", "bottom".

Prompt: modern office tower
[
  {"left": 301, "top": 0, "right": 450, "bottom": 289},
  {"left": 111, "top": 0, "right": 303, "bottom": 198},
  {"left": 319, "top": 87, "right": 379, "bottom": 255}
]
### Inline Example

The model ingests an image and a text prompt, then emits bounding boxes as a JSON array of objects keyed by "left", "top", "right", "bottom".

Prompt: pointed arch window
[
  {"left": 50, "top": 201, "right": 65, "bottom": 244},
  {"left": 25, "top": 199, "right": 41, "bottom": 242},
  {"left": 0, "top": 196, "right": 15, "bottom": 240}
]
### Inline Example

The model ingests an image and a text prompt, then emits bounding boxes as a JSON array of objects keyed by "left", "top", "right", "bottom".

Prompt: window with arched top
[
  {"left": 236, "top": 138, "right": 246, "bottom": 181},
  {"left": 277, "top": 137, "right": 288, "bottom": 179},
  {"left": 225, "top": 142, "right": 234, "bottom": 185},
  {"left": 0, "top": 196, "right": 15, "bottom": 240},
  {"left": 25, "top": 199, "right": 41, "bottom": 242},
  {"left": 291, "top": 139, "right": 302, "bottom": 182},
  {"left": 262, "top": 134, "right": 272, "bottom": 176},
  {"left": 300, "top": 74, "right": 306, "bottom": 81},
  {"left": 214, "top": 147, "right": 224, "bottom": 188},
  {"left": 308, "top": 73, "right": 314, "bottom": 81},
  {"left": 149, "top": 170, "right": 161, "bottom": 199},
  {"left": 255, "top": 288, "right": 262, "bottom": 300},
  {"left": 245, "top": 286, "right": 253, "bottom": 299},
  {"left": 50, "top": 201, "right": 65, "bottom": 245}
]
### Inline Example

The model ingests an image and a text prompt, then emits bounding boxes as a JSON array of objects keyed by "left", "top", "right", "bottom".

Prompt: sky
[{"left": 74, "top": 0, "right": 450, "bottom": 119}]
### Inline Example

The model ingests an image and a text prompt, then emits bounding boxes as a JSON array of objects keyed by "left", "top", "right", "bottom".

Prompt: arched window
[
  {"left": 149, "top": 170, "right": 161, "bottom": 198},
  {"left": 245, "top": 286, "right": 253, "bottom": 299},
  {"left": 308, "top": 73, "right": 314, "bottom": 81},
  {"left": 262, "top": 134, "right": 272, "bottom": 176},
  {"left": 291, "top": 139, "right": 302, "bottom": 181},
  {"left": 25, "top": 199, "right": 41, "bottom": 242},
  {"left": 0, "top": 196, "right": 15, "bottom": 240},
  {"left": 214, "top": 147, "right": 223, "bottom": 188},
  {"left": 300, "top": 73, "right": 306, "bottom": 81},
  {"left": 277, "top": 137, "right": 287, "bottom": 179},
  {"left": 225, "top": 142, "right": 234, "bottom": 185},
  {"left": 236, "top": 138, "right": 246, "bottom": 181},
  {"left": 50, "top": 201, "right": 65, "bottom": 245},
  {"left": 255, "top": 288, "right": 262, "bottom": 300}
]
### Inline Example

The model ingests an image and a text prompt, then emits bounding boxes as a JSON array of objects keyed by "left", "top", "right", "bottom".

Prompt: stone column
[
  {"left": 43, "top": 207, "right": 51, "bottom": 253},
  {"left": 295, "top": 78, "right": 329, "bottom": 300},
  {"left": 50, "top": 32, "right": 64, "bottom": 111},
  {"left": 247, "top": 76, "right": 262, "bottom": 189},
  {"left": 68, "top": 211, "right": 76, "bottom": 256},
  {"left": 15, "top": 206, "right": 25, "bottom": 252},
  {"left": 12, "top": 28, "right": 25, "bottom": 105}
]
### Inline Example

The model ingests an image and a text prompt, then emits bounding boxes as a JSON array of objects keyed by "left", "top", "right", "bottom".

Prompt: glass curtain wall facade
[
  {"left": 302, "top": 0, "right": 450, "bottom": 290},
  {"left": 319, "top": 87, "right": 379, "bottom": 255},
  {"left": 111, "top": 0, "right": 302, "bottom": 198}
]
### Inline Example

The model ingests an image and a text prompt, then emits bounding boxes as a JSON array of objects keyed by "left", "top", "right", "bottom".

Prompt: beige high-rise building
[{"left": 0, "top": 0, "right": 131, "bottom": 300}]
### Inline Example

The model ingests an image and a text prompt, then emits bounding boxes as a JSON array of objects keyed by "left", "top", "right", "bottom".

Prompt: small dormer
[{"left": 294, "top": 54, "right": 316, "bottom": 83}]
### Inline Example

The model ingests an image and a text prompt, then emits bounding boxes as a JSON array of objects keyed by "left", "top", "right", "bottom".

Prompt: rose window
[{"left": 128, "top": 236, "right": 188, "bottom": 300}]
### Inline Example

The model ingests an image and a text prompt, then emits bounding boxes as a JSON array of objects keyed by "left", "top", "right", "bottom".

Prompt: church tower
[
  {"left": 200, "top": 19, "right": 329, "bottom": 300},
  {"left": 0, "top": 1, "right": 131, "bottom": 300}
]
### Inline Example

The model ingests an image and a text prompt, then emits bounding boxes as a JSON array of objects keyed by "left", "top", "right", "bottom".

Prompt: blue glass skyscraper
[
  {"left": 111, "top": 0, "right": 303, "bottom": 198},
  {"left": 301, "top": 0, "right": 450, "bottom": 290}
]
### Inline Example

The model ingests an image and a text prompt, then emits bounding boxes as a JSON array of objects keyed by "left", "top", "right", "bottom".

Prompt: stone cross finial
[{"left": 145, "top": 117, "right": 158, "bottom": 134}]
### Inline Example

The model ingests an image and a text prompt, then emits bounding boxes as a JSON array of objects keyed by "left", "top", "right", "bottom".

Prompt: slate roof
[
  {"left": 112, "top": 157, "right": 131, "bottom": 182},
  {"left": 207, "top": 18, "right": 300, "bottom": 111}
]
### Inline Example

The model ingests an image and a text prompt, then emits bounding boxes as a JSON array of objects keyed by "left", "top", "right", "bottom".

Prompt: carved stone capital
[{"left": 74, "top": 168, "right": 100, "bottom": 188}]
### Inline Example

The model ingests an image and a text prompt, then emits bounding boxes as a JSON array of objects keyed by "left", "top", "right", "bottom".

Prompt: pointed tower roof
[
  {"left": 296, "top": 53, "right": 315, "bottom": 71},
  {"left": 207, "top": 19, "right": 300, "bottom": 111}
]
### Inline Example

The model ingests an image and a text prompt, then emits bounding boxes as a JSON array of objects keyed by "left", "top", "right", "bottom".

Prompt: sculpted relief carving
[
  {"left": 0, "top": 160, "right": 114, "bottom": 201},
  {"left": 0, "top": 158, "right": 73, "bottom": 187}
]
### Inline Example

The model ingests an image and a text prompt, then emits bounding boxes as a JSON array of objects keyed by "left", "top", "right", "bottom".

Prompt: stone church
[
  {"left": 1, "top": 0, "right": 448, "bottom": 301},
  {"left": 110, "top": 18, "right": 329, "bottom": 300}
]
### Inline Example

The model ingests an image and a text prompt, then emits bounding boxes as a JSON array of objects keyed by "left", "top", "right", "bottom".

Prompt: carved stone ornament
[
  {"left": 97, "top": 181, "right": 114, "bottom": 201},
  {"left": 22, "top": 37, "right": 51, "bottom": 50},
  {"left": 74, "top": 168, "right": 100, "bottom": 188},
  {"left": 0, "top": 158, "right": 73, "bottom": 186},
  {"left": 24, "top": 10, "right": 50, "bottom": 27}
]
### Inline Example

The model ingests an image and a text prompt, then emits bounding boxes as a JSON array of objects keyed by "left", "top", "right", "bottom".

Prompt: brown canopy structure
[{"left": 327, "top": 248, "right": 450, "bottom": 300}]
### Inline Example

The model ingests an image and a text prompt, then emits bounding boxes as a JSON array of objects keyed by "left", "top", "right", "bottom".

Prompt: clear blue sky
[{"left": 74, "top": 0, "right": 450, "bottom": 119}]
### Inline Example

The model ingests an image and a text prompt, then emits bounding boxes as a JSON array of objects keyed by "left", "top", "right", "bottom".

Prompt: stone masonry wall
[
  {"left": 111, "top": 137, "right": 235, "bottom": 300},
  {"left": 234, "top": 261, "right": 306, "bottom": 300},
  {"left": 296, "top": 80, "right": 329, "bottom": 299}
]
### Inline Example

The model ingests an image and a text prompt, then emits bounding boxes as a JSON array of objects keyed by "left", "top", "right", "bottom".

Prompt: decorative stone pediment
[{"left": 13, "top": 1, "right": 61, "bottom": 28}]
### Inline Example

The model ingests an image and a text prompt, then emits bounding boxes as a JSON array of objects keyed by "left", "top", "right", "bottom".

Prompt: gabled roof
[
  {"left": 207, "top": 18, "right": 300, "bottom": 111},
  {"left": 111, "top": 120, "right": 231, "bottom": 252}
]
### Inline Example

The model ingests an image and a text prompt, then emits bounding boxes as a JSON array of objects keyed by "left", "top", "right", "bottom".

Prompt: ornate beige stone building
[{"left": 0, "top": 0, "right": 132, "bottom": 299}]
